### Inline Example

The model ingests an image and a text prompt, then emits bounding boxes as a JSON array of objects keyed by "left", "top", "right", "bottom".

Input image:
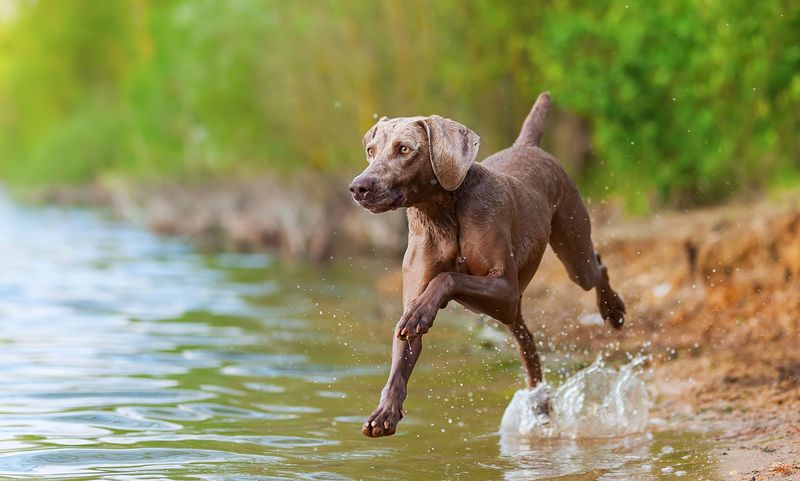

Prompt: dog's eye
[
  {"left": 366, "top": 147, "right": 374, "bottom": 157},
  {"left": 399, "top": 145, "right": 410, "bottom": 154}
]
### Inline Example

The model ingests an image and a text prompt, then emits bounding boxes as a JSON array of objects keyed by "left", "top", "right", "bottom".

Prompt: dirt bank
[{"left": 530, "top": 197, "right": 800, "bottom": 480}]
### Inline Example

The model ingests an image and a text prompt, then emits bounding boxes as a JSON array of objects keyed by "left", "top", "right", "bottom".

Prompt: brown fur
[{"left": 349, "top": 92, "right": 625, "bottom": 438}]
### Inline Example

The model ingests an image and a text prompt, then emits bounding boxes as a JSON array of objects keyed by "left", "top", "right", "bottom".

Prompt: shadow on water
[{"left": 0, "top": 192, "right": 721, "bottom": 480}]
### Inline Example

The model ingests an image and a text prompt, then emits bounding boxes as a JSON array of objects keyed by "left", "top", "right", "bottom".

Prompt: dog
[{"left": 349, "top": 92, "right": 625, "bottom": 438}]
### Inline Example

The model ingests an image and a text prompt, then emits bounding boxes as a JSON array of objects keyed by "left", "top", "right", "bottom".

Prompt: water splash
[{"left": 501, "top": 356, "right": 649, "bottom": 438}]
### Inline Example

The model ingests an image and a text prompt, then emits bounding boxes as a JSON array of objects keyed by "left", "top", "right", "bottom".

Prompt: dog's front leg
[
  {"left": 395, "top": 274, "right": 453, "bottom": 340},
  {"left": 396, "top": 271, "right": 520, "bottom": 340},
  {"left": 363, "top": 335, "right": 421, "bottom": 437}
]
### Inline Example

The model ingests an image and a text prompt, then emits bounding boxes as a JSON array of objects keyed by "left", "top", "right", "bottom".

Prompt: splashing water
[{"left": 501, "top": 356, "right": 649, "bottom": 438}]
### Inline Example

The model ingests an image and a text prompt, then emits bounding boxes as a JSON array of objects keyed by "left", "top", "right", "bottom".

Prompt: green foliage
[
  {"left": 0, "top": 0, "right": 798, "bottom": 209},
  {"left": 537, "top": 0, "right": 800, "bottom": 206}
]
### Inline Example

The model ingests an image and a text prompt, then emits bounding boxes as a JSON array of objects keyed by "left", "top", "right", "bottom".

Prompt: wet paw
[
  {"left": 598, "top": 287, "right": 626, "bottom": 329},
  {"left": 395, "top": 301, "right": 436, "bottom": 340},
  {"left": 596, "top": 260, "right": 625, "bottom": 329},
  {"left": 362, "top": 403, "right": 403, "bottom": 438}
]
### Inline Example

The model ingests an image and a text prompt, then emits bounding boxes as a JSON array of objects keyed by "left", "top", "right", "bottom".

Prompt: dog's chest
[
  {"left": 403, "top": 230, "right": 471, "bottom": 280},
  {"left": 404, "top": 208, "right": 471, "bottom": 279},
  {"left": 405, "top": 237, "right": 459, "bottom": 270}
]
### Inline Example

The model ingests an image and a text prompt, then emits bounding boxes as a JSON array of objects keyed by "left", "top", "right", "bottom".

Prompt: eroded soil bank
[
  {"left": 530, "top": 198, "right": 800, "bottom": 480},
  {"left": 34, "top": 180, "right": 800, "bottom": 479},
  {"left": 594, "top": 199, "right": 800, "bottom": 481}
]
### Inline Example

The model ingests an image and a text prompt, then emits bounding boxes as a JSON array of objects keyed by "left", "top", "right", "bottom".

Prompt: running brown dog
[{"left": 348, "top": 92, "right": 625, "bottom": 438}]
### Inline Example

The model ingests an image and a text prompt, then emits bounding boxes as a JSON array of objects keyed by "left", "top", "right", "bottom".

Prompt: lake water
[{"left": 0, "top": 193, "right": 721, "bottom": 480}]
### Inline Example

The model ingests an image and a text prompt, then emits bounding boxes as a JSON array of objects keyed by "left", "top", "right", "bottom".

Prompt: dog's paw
[
  {"left": 598, "top": 287, "right": 626, "bottom": 329},
  {"left": 395, "top": 301, "right": 436, "bottom": 340},
  {"left": 362, "top": 402, "right": 404, "bottom": 438}
]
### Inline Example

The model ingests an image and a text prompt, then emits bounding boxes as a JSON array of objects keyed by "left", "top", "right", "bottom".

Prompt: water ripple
[{"left": 0, "top": 448, "right": 278, "bottom": 477}]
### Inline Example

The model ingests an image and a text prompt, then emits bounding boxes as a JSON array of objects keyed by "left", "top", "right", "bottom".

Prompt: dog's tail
[{"left": 514, "top": 91, "right": 551, "bottom": 147}]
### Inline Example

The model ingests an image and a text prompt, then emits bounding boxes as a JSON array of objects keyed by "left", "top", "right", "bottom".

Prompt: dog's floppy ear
[{"left": 421, "top": 115, "right": 480, "bottom": 191}]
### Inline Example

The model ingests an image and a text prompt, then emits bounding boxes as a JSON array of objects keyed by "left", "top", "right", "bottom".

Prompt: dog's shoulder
[{"left": 455, "top": 163, "right": 513, "bottom": 223}]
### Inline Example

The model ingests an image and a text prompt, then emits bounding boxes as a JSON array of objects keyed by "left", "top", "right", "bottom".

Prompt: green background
[{"left": 1, "top": 0, "right": 798, "bottom": 210}]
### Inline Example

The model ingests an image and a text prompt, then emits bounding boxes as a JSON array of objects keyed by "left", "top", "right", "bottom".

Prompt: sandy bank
[{"left": 532, "top": 197, "right": 800, "bottom": 480}]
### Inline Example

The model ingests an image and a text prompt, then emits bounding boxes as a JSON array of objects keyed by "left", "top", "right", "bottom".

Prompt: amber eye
[
  {"left": 399, "top": 145, "right": 410, "bottom": 154},
  {"left": 366, "top": 147, "right": 374, "bottom": 157}
]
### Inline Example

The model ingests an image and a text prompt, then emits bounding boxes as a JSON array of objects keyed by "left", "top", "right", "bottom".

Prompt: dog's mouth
[{"left": 356, "top": 191, "right": 406, "bottom": 214}]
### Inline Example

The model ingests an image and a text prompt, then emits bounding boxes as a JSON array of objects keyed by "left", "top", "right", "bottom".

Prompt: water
[
  {"left": 501, "top": 357, "right": 649, "bottom": 439},
  {"left": 0, "top": 193, "right": 722, "bottom": 480}
]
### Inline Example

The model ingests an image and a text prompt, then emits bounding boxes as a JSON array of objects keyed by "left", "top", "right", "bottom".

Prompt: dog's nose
[{"left": 349, "top": 176, "right": 376, "bottom": 201}]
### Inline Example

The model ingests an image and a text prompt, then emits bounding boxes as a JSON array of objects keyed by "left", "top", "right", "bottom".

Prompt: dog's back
[
  {"left": 472, "top": 93, "right": 613, "bottom": 298},
  {"left": 480, "top": 92, "right": 573, "bottom": 220}
]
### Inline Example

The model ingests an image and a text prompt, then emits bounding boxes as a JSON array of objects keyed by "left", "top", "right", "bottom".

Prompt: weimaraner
[{"left": 349, "top": 92, "right": 625, "bottom": 438}]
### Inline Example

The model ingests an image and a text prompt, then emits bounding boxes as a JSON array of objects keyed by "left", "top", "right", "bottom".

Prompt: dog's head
[{"left": 349, "top": 116, "right": 480, "bottom": 213}]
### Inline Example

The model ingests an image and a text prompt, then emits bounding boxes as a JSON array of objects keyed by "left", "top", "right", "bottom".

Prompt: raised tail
[{"left": 514, "top": 91, "right": 552, "bottom": 147}]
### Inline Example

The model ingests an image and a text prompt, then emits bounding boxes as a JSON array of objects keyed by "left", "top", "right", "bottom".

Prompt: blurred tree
[
  {"left": 535, "top": 0, "right": 800, "bottom": 207},
  {"left": 0, "top": 0, "right": 797, "bottom": 210},
  {"left": 0, "top": 0, "right": 138, "bottom": 183}
]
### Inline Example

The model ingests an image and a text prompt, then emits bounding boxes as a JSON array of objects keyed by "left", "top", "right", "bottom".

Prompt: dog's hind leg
[
  {"left": 549, "top": 184, "right": 626, "bottom": 328},
  {"left": 591, "top": 253, "right": 626, "bottom": 328},
  {"left": 506, "top": 310, "right": 543, "bottom": 388}
]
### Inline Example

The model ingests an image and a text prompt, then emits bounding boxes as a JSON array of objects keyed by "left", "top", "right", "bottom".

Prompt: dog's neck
[{"left": 406, "top": 189, "right": 458, "bottom": 240}]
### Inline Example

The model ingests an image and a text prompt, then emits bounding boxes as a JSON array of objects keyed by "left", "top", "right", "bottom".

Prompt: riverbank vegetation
[{"left": 0, "top": 0, "right": 798, "bottom": 210}]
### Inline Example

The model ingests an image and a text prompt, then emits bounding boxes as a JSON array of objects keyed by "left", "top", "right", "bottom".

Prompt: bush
[{"left": 0, "top": 0, "right": 797, "bottom": 210}]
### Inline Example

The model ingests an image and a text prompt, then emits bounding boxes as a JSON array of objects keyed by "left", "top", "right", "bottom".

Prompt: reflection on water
[
  {"left": 499, "top": 431, "right": 717, "bottom": 481},
  {"left": 0, "top": 193, "right": 721, "bottom": 480}
]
